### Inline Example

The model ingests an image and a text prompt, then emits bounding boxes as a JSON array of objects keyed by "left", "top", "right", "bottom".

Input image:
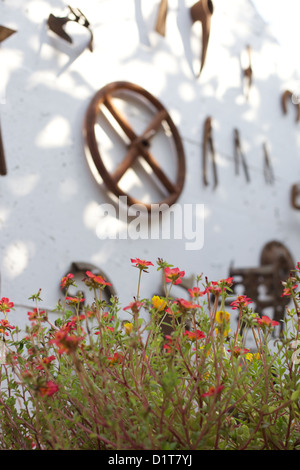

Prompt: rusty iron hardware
[
  {"left": 227, "top": 241, "right": 294, "bottom": 335},
  {"left": 190, "top": 0, "right": 214, "bottom": 77},
  {"left": 0, "top": 25, "right": 17, "bottom": 176},
  {"left": 61, "top": 261, "right": 116, "bottom": 305},
  {"left": 281, "top": 90, "right": 300, "bottom": 122},
  {"left": 47, "top": 5, "right": 93, "bottom": 52},
  {"left": 202, "top": 116, "right": 217, "bottom": 188},
  {"left": 263, "top": 142, "right": 274, "bottom": 185},
  {"left": 0, "top": 25, "right": 16, "bottom": 43},
  {"left": 83, "top": 81, "right": 186, "bottom": 212},
  {"left": 155, "top": 0, "right": 168, "bottom": 36},
  {"left": 291, "top": 183, "right": 300, "bottom": 209},
  {"left": 233, "top": 128, "right": 250, "bottom": 183},
  {"left": 242, "top": 45, "right": 252, "bottom": 100}
]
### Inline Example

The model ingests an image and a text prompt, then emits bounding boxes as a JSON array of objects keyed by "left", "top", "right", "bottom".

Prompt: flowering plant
[{"left": 0, "top": 259, "right": 300, "bottom": 450}]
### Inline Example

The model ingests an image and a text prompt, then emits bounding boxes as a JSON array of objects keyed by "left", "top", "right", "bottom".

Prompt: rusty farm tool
[
  {"left": 83, "top": 81, "right": 186, "bottom": 212},
  {"left": 202, "top": 116, "right": 217, "bottom": 188},
  {"left": 190, "top": 0, "right": 214, "bottom": 77},
  {"left": 47, "top": 5, "right": 93, "bottom": 52}
]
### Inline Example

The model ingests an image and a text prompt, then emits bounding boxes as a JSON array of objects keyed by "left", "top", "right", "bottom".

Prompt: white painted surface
[{"left": 0, "top": 0, "right": 299, "bottom": 330}]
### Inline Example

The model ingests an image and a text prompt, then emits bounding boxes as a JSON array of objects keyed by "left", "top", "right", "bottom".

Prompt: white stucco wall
[{"left": 0, "top": 0, "right": 299, "bottom": 331}]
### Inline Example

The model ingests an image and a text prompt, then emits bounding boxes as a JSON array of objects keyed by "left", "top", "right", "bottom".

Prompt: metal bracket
[
  {"left": 47, "top": 5, "right": 93, "bottom": 52},
  {"left": 281, "top": 90, "right": 300, "bottom": 122},
  {"left": 291, "top": 183, "right": 300, "bottom": 209}
]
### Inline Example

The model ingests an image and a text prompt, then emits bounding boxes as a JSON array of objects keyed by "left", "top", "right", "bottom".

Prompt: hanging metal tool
[
  {"left": 190, "top": 0, "right": 214, "bottom": 77},
  {"left": 202, "top": 116, "right": 217, "bottom": 188},
  {"left": 47, "top": 5, "right": 93, "bottom": 52},
  {"left": 242, "top": 45, "right": 252, "bottom": 100},
  {"left": 155, "top": 0, "right": 168, "bottom": 36},
  {"left": 291, "top": 183, "right": 300, "bottom": 209},
  {"left": 233, "top": 128, "right": 250, "bottom": 183},
  {"left": 263, "top": 142, "right": 274, "bottom": 185},
  {"left": 281, "top": 89, "right": 300, "bottom": 122},
  {"left": 0, "top": 25, "right": 17, "bottom": 176}
]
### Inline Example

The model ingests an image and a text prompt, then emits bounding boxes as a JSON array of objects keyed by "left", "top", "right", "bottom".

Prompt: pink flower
[
  {"left": 66, "top": 296, "right": 85, "bottom": 305},
  {"left": 0, "top": 319, "right": 15, "bottom": 336},
  {"left": 230, "top": 295, "right": 252, "bottom": 310},
  {"left": 176, "top": 298, "right": 199, "bottom": 311},
  {"left": 202, "top": 385, "right": 224, "bottom": 397},
  {"left": 83, "top": 271, "right": 112, "bottom": 288},
  {"left": 254, "top": 315, "right": 279, "bottom": 328},
  {"left": 164, "top": 267, "right": 185, "bottom": 285},
  {"left": 131, "top": 258, "right": 154, "bottom": 271},
  {"left": 60, "top": 273, "right": 74, "bottom": 289},
  {"left": 183, "top": 329, "right": 205, "bottom": 341},
  {"left": 281, "top": 284, "right": 298, "bottom": 298},
  {"left": 0, "top": 297, "right": 14, "bottom": 314},
  {"left": 39, "top": 380, "right": 59, "bottom": 397},
  {"left": 188, "top": 287, "right": 206, "bottom": 298},
  {"left": 124, "top": 300, "right": 144, "bottom": 314}
]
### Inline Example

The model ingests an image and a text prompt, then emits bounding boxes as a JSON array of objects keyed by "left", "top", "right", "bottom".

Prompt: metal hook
[
  {"left": 47, "top": 5, "right": 93, "bottom": 52},
  {"left": 281, "top": 90, "right": 300, "bottom": 122},
  {"left": 242, "top": 45, "right": 252, "bottom": 100},
  {"left": 291, "top": 183, "right": 300, "bottom": 209},
  {"left": 190, "top": 0, "right": 214, "bottom": 77},
  {"left": 202, "top": 116, "right": 217, "bottom": 188},
  {"left": 155, "top": 0, "right": 168, "bottom": 37}
]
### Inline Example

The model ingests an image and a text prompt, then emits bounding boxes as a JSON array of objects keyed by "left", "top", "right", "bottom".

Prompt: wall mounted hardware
[
  {"left": 291, "top": 183, "right": 300, "bottom": 209},
  {"left": 281, "top": 90, "right": 300, "bottom": 122},
  {"left": 202, "top": 116, "right": 217, "bottom": 188},
  {"left": 190, "top": 0, "right": 214, "bottom": 77},
  {"left": 263, "top": 142, "right": 274, "bottom": 185},
  {"left": 155, "top": 0, "right": 168, "bottom": 36},
  {"left": 47, "top": 5, "right": 93, "bottom": 52},
  {"left": 234, "top": 128, "right": 250, "bottom": 183},
  {"left": 228, "top": 241, "right": 294, "bottom": 335},
  {"left": 242, "top": 45, "right": 252, "bottom": 100},
  {"left": 83, "top": 81, "right": 186, "bottom": 212}
]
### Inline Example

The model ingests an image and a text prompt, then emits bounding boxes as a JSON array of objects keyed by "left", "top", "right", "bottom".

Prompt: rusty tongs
[
  {"left": 202, "top": 117, "right": 217, "bottom": 188},
  {"left": 47, "top": 5, "right": 93, "bottom": 52},
  {"left": 234, "top": 129, "right": 250, "bottom": 183}
]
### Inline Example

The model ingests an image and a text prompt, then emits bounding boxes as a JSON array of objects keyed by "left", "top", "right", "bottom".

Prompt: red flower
[
  {"left": 83, "top": 271, "right": 112, "bottom": 288},
  {"left": 36, "top": 355, "right": 56, "bottom": 371},
  {"left": 229, "top": 347, "right": 250, "bottom": 358},
  {"left": 0, "top": 297, "right": 14, "bottom": 314},
  {"left": 27, "top": 308, "right": 47, "bottom": 323},
  {"left": 60, "top": 273, "right": 74, "bottom": 289},
  {"left": 188, "top": 287, "right": 205, "bottom": 298},
  {"left": 50, "top": 326, "right": 82, "bottom": 355},
  {"left": 281, "top": 285, "right": 297, "bottom": 297},
  {"left": 124, "top": 300, "right": 144, "bottom": 314},
  {"left": 176, "top": 298, "right": 199, "bottom": 311},
  {"left": 39, "top": 380, "right": 59, "bottom": 397},
  {"left": 202, "top": 385, "right": 224, "bottom": 397},
  {"left": 131, "top": 258, "right": 154, "bottom": 271},
  {"left": 183, "top": 329, "right": 205, "bottom": 341},
  {"left": 254, "top": 315, "right": 279, "bottom": 328},
  {"left": 0, "top": 319, "right": 15, "bottom": 336},
  {"left": 66, "top": 296, "right": 85, "bottom": 305},
  {"left": 164, "top": 267, "right": 185, "bottom": 285},
  {"left": 107, "top": 352, "right": 124, "bottom": 366},
  {"left": 163, "top": 335, "right": 180, "bottom": 353},
  {"left": 230, "top": 295, "right": 252, "bottom": 310}
]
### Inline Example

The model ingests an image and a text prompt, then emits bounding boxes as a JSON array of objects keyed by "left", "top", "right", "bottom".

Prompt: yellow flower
[
  {"left": 246, "top": 352, "right": 260, "bottom": 361},
  {"left": 215, "top": 310, "right": 231, "bottom": 324},
  {"left": 152, "top": 295, "right": 167, "bottom": 312},
  {"left": 124, "top": 322, "right": 133, "bottom": 335}
]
